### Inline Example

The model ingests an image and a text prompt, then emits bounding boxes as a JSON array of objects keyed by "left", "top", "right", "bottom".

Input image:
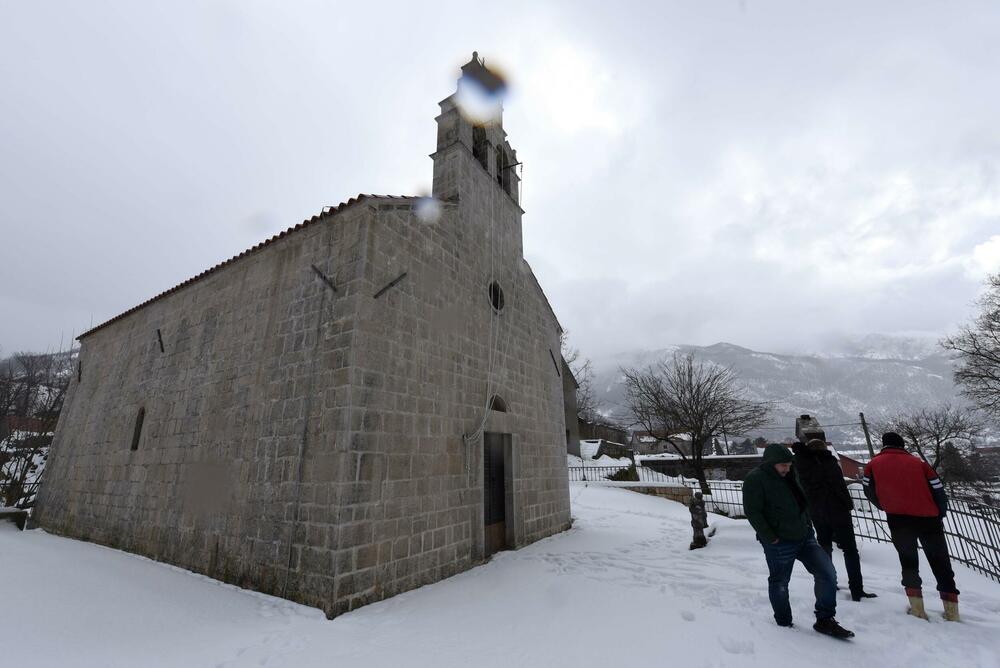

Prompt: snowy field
[{"left": 4, "top": 484, "right": 1000, "bottom": 667}]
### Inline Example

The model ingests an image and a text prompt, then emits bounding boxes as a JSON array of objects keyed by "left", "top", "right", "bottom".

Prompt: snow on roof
[
  {"left": 579, "top": 440, "right": 603, "bottom": 460},
  {"left": 703, "top": 453, "right": 762, "bottom": 460}
]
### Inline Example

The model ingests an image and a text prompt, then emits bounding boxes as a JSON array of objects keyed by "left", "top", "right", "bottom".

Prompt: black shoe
[
  {"left": 851, "top": 591, "right": 878, "bottom": 602},
  {"left": 813, "top": 618, "right": 854, "bottom": 639},
  {"left": 776, "top": 620, "right": 794, "bottom": 628}
]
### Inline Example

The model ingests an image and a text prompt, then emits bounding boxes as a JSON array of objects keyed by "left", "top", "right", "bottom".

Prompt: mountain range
[{"left": 589, "top": 335, "right": 961, "bottom": 447}]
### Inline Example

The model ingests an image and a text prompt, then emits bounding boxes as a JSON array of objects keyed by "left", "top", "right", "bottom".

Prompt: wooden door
[{"left": 483, "top": 432, "right": 509, "bottom": 556}]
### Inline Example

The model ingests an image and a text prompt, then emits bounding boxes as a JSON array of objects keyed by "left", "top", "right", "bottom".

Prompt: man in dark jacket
[
  {"left": 863, "top": 432, "right": 960, "bottom": 621},
  {"left": 743, "top": 444, "right": 854, "bottom": 638},
  {"left": 792, "top": 439, "right": 876, "bottom": 601}
]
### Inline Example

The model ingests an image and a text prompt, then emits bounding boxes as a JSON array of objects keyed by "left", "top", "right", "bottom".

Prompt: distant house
[
  {"left": 974, "top": 447, "right": 1000, "bottom": 483},
  {"left": 975, "top": 446, "right": 1000, "bottom": 465},
  {"left": 579, "top": 419, "right": 629, "bottom": 447},
  {"left": 579, "top": 439, "right": 625, "bottom": 461},
  {"left": 630, "top": 431, "right": 668, "bottom": 455},
  {"left": 833, "top": 450, "right": 865, "bottom": 480},
  {"left": 578, "top": 439, "right": 635, "bottom": 462},
  {"left": 667, "top": 434, "right": 712, "bottom": 457},
  {"left": 630, "top": 432, "right": 713, "bottom": 457}
]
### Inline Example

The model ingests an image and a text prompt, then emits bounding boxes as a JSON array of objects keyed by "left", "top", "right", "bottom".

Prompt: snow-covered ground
[{"left": 4, "top": 484, "right": 1000, "bottom": 667}]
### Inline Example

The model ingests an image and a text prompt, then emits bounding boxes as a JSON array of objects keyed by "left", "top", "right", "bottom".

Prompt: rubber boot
[
  {"left": 907, "top": 597, "right": 929, "bottom": 620},
  {"left": 906, "top": 588, "right": 929, "bottom": 620},
  {"left": 942, "top": 593, "right": 960, "bottom": 622}
]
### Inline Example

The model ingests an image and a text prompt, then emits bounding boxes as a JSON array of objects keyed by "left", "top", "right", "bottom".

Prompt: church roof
[
  {"left": 522, "top": 260, "right": 564, "bottom": 335},
  {"left": 79, "top": 193, "right": 565, "bottom": 342},
  {"left": 78, "top": 194, "right": 416, "bottom": 340}
]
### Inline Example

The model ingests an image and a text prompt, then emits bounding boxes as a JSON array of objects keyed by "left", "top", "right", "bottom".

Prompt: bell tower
[{"left": 432, "top": 53, "right": 520, "bottom": 205}]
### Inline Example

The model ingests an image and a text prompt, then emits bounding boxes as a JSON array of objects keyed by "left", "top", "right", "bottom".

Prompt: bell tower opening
[
  {"left": 432, "top": 52, "right": 521, "bottom": 205},
  {"left": 473, "top": 125, "right": 489, "bottom": 172}
]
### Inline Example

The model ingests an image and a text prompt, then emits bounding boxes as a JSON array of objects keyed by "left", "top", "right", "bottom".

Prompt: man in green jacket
[{"left": 743, "top": 444, "right": 854, "bottom": 639}]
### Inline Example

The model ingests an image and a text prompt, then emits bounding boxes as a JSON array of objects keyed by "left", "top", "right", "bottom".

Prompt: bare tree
[
  {"left": 1, "top": 350, "right": 75, "bottom": 508},
  {"left": 622, "top": 352, "right": 772, "bottom": 494},
  {"left": 942, "top": 273, "right": 1000, "bottom": 420},
  {"left": 876, "top": 404, "right": 982, "bottom": 473},
  {"left": 560, "top": 331, "right": 599, "bottom": 422},
  {"left": 936, "top": 443, "right": 998, "bottom": 497}
]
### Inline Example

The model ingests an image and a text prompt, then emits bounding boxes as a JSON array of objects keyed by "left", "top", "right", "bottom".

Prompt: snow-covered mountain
[
  {"left": 590, "top": 336, "right": 960, "bottom": 445},
  {"left": 809, "top": 333, "right": 945, "bottom": 361}
]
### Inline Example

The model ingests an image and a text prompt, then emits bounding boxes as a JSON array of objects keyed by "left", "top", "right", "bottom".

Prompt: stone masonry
[{"left": 33, "top": 54, "right": 572, "bottom": 618}]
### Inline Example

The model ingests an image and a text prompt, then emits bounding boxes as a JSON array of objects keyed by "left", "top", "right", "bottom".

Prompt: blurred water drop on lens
[
  {"left": 455, "top": 53, "right": 508, "bottom": 125},
  {"left": 415, "top": 196, "right": 442, "bottom": 224}
]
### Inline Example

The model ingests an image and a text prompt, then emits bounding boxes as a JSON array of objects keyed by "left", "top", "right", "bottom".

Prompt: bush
[{"left": 606, "top": 465, "right": 639, "bottom": 482}]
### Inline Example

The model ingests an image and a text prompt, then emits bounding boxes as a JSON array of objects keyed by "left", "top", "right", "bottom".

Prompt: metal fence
[
  {"left": 567, "top": 465, "right": 678, "bottom": 484},
  {"left": 847, "top": 483, "right": 1000, "bottom": 584},
  {"left": 688, "top": 480, "right": 746, "bottom": 517},
  {"left": 568, "top": 464, "right": 1000, "bottom": 583}
]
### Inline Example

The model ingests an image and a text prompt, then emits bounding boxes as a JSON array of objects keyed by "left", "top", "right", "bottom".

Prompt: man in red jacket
[{"left": 863, "top": 432, "right": 959, "bottom": 621}]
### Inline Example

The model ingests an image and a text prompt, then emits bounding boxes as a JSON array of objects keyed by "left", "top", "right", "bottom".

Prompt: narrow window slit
[{"left": 131, "top": 407, "right": 145, "bottom": 451}]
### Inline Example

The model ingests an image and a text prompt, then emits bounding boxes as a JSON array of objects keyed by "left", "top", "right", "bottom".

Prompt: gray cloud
[{"left": 2, "top": 1, "right": 999, "bottom": 361}]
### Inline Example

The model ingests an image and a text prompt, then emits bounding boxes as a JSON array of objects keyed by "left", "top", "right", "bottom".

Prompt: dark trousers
[
  {"left": 886, "top": 514, "right": 959, "bottom": 596},
  {"left": 814, "top": 514, "right": 864, "bottom": 595},
  {"left": 760, "top": 531, "right": 838, "bottom": 625}
]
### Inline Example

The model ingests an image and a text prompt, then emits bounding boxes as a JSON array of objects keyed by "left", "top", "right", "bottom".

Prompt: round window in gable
[{"left": 488, "top": 281, "right": 505, "bottom": 312}]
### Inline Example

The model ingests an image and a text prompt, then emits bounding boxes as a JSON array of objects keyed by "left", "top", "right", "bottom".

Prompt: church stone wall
[
  {"left": 35, "top": 189, "right": 570, "bottom": 617},
  {"left": 35, "top": 64, "right": 572, "bottom": 617},
  {"left": 34, "top": 206, "right": 372, "bottom": 611},
  {"left": 299, "top": 160, "right": 571, "bottom": 614}
]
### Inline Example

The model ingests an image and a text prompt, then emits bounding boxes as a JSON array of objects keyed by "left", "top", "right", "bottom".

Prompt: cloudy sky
[{"left": 2, "top": 1, "right": 999, "bottom": 360}]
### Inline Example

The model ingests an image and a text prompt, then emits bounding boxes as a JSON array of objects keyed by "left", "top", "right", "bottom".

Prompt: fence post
[{"left": 859, "top": 412, "right": 875, "bottom": 459}]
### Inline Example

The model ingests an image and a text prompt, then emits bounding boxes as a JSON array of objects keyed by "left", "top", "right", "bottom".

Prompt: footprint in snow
[
  {"left": 681, "top": 609, "right": 696, "bottom": 621},
  {"left": 717, "top": 636, "right": 754, "bottom": 655}
]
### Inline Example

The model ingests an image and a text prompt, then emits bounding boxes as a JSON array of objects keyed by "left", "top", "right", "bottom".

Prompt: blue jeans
[{"left": 761, "top": 531, "right": 838, "bottom": 624}]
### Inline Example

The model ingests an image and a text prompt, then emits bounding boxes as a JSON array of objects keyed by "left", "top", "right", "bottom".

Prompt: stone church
[{"left": 34, "top": 54, "right": 574, "bottom": 618}]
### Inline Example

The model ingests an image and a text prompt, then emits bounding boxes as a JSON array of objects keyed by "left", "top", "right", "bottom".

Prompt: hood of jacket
[
  {"left": 792, "top": 441, "right": 835, "bottom": 461},
  {"left": 761, "top": 443, "right": 794, "bottom": 466}
]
